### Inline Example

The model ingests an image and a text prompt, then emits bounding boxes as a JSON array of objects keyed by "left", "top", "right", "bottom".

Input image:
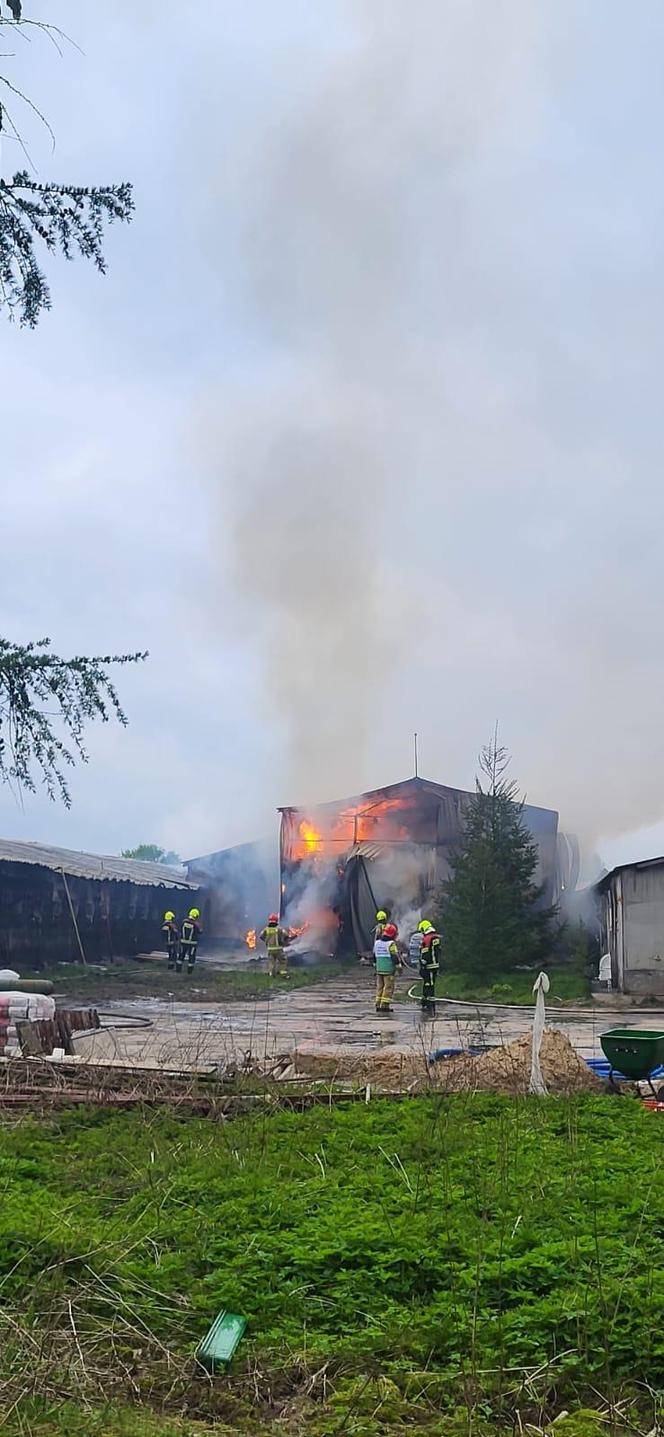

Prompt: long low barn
[{"left": 0, "top": 839, "right": 199, "bottom": 967}]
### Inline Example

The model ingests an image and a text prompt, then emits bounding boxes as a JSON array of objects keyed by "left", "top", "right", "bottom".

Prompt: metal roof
[
  {"left": 596, "top": 855, "right": 664, "bottom": 890},
  {"left": 0, "top": 839, "right": 199, "bottom": 889},
  {"left": 347, "top": 842, "right": 384, "bottom": 861},
  {"left": 279, "top": 774, "right": 558, "bottom": 822}
]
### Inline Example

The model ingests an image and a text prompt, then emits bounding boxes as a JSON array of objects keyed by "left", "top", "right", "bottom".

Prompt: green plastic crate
[{"left": 196, "top": 1309, "right": 246, "bottom": 1371}]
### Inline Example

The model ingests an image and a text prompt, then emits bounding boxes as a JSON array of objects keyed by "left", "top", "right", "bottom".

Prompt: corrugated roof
[
  {"left": 347, "top": 842, "right": 385, "bottom": 861},
  {"left": 0, "top": 839, "right": 199, "bottom": 889}
]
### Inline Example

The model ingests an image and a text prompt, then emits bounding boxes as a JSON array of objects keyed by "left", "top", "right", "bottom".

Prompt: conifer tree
[{"left": 441, "top": 735, "right": 557, "bottom": 977}]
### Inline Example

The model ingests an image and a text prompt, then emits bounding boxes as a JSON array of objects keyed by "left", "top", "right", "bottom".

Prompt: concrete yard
[{"left": 71, "top": 967, "right": 664, "bottom": 1072}]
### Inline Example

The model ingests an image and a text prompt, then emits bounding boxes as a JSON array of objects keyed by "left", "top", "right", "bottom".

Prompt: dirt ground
[{"left": 69, "top": 961, "right": 664, "bottom": 1074}]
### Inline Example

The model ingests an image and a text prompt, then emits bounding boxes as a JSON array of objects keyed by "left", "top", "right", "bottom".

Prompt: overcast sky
[{"left": 1, "top": 1, "right": 664, "bottom": 872}]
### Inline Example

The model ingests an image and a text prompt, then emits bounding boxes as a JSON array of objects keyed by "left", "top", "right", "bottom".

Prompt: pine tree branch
[
  {"left": 0, "top": 172, "right": 134, "bottom": 324},
  {"left": 0, "top": 7, "right": 134, "bottom": 324}
]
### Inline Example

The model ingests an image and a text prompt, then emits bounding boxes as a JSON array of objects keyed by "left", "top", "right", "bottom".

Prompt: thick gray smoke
[
  {"left": 198, "top": 0, "right": 664, "bottom": 853},
  {"left": 208, "top": 382, "right": 412, "bottom": 806},
  {"left": 201, "top": 0, "right": 539, "bottom": 805}
]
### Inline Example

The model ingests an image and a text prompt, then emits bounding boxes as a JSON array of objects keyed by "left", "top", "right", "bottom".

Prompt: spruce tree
[{"left": 441, "top": 736, "right": 556, "bottom": 977}]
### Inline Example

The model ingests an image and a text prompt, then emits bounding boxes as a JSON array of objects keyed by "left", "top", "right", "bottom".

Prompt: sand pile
[
  {"left": 432, "top": 1029, "right": 603, "bottom": 1095},
  {"left": 292, "top": 1029, "right": 602, "bottom": 1095}
]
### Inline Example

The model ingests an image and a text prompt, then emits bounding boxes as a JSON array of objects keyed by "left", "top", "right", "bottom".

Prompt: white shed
[{"left": 598, "top": 858, "right": 664, "bottom": 995}]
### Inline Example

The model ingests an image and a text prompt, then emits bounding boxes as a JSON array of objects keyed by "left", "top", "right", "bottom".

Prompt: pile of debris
[
  {"left": 292, "top": 1029, "right": 603, "bottom": 1096},
  {"left": 293, "top": 1046, "right": 427, "bottom": 1089}
]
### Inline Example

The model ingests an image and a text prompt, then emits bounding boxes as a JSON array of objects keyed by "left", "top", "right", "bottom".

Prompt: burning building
[{"left": 279, "top": 776, "right": 560, "bottom": 957}]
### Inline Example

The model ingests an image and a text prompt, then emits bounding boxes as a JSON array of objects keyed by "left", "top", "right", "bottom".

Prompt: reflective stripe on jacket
[
  {"left": 420, "top": 932, "right": 440, "bottom": 971},
  {"left": 261, "top": 924, "right": 285, "bottom": 952},
  {"left": 181, "top": 919, "right": 200, "bottom": 945},
  {"left": 374, "top": 937, "right": 398, "bottom": 975}
]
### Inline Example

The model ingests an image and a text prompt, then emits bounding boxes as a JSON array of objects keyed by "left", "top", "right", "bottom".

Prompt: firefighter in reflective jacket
[
  {"left": 260, "top": 914, "right": 290, "bottom": 977},
  {"left": 162, "top": 910, "right": 179, "bottom": 970},
  {"left": 178, "top": 908, "right": 202, "bottom": 974},
  {"left": 418, "top": 919, "right": 440, "bottom": 1011},
  {"left": 373, "top": 909, "right": 388, "bottom": 941},
  {"left": 373, "top": 922, "right": 400, "bottom": 1013}
]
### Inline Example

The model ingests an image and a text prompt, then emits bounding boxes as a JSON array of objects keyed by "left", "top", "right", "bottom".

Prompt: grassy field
[
  {"left": 398, "top": 964, "right": 592, "bottom": 1006},
  {"left": 26, "top": 958, "right": 343, "bottom": 1005},
  {"left": 1, "top": 1093, "right": 662, "bottom": 1435}
]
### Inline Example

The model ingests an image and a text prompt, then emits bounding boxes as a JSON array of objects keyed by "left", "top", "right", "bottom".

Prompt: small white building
[{"left": 598, "top": 857, "right": 664, "bottom": 995}]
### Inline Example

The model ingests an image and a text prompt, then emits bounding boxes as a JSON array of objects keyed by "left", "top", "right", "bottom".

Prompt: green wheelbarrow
[{"left": 600, "top": 1028, "right": 664, "bottom": 1092}]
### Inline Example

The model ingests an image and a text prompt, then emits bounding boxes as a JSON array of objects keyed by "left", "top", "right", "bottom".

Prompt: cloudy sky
[{"left": 1, "top": 1, "right": 664, "bottom": 871}]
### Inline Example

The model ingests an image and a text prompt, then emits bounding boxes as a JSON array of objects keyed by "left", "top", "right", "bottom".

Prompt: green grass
[
  {"left": 1, "top": 1094, "right": 663, "bottom": 1435},
  {"left": 398, "top": 964, "right": 591, "bottom": 1006},
  {"left": 26, "top": 958, "right": 344, "bottom": 1005}
]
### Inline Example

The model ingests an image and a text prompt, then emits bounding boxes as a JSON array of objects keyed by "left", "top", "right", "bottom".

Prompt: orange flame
[
  {"left": 288, "top": 800, "right": 413, "bottom": 861},
  {"left": 288, "top": 921, "right": 308, "bottom": 940},
  {"left": 287, "top": 911, "right": 338, "bottom": 944},
  {"left": 245, "top": 928, "right": 257, "bottom": 950},
  {"left": 293, "top": 820, "right": 323, "bottom": 860}
]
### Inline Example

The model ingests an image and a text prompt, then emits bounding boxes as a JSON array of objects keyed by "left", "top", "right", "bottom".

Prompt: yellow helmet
[
  {"left": 189, "top": 907, "right": 201, "bottom": 919},
  {"left": 164, "top": 911, "right": 175, "bottom": 922},
  {"left": 376, "top": 910, "right": 387, "bottom": 923},
  {"left": 418, "top": 920, "right": 433, "bottom": 933}
]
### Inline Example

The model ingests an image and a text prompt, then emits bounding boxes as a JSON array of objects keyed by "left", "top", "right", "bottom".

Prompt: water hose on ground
[{"left": 405, "top": 983, "right": 657, "bottom": 1020}]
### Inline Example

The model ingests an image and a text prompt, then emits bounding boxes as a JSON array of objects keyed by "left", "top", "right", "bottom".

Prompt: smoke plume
[{"left": 196, "top": 0, "right": 664, "bottom": 854}]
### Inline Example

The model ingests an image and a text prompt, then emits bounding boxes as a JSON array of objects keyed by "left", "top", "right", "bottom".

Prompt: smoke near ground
[{"left": 193, "top": 0, "right": 664, "bottom": 856}]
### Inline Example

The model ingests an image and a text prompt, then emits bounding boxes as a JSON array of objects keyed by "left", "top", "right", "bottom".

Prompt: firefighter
[
  {"left": 361, "top": 908, "right": 388, "bottom": 965},
  {"left": 374, "top": 909, "right": 388, "bottom": 941},
  {"left": 407, "top": 926, "right": 423, "bottom": 969},
  {"left": 373, "top": 921, "right": 400, "bottom": 1014},
  {"left": 260, "top": 913, "right": 290, "bottom": 977},
  {"left": 178, "top": 907, "right": 202, "bottom": 974},
  {"left": 162, "top": 910, "right": 179, "bottom": 970},
  {"left": 418, "top": 919, "right": 441, "bottom": 1012},
  {"left": 373, "top": 908, "right": 393, "bottom": 942}
]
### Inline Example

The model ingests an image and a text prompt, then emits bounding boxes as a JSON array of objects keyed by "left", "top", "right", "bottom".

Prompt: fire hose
[{"left": 404, "top": 983, "right": 655, "bottom": 1019}]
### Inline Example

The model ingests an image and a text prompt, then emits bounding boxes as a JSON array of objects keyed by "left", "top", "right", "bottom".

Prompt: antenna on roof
[{"left": 414, "top": 732, "right": 419, "bottom": 779}]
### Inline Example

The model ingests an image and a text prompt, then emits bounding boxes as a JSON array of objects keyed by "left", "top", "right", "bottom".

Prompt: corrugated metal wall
[
  {"left": 620, "top": 865, "right": 664, "bottom": 994},
  {"left": 0, "top": 860, "right": 192, "bottom": 967}
]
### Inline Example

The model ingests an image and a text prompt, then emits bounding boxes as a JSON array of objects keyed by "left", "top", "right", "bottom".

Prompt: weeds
[
  {"left": 0, "top": 1094, "right": 663, "bottom": 1433},
  {"left": 23, "top": 959, "right": 344, "bottom": 1005},
  {"left": 398, "top": 964, "right": 591, "bottom": 1006}
]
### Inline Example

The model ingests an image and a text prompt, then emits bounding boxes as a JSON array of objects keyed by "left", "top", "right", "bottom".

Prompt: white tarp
[{"left": 529, "top": 972, "right": 550, "bottom": 1095}]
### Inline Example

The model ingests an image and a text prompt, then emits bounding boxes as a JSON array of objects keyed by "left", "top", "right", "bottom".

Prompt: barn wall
[
  {"left": 0, "top": 860, "right": 192, "bottom": 967},
  {"left": 620, "top": 865, "right": 664, "bottom": 995}
]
